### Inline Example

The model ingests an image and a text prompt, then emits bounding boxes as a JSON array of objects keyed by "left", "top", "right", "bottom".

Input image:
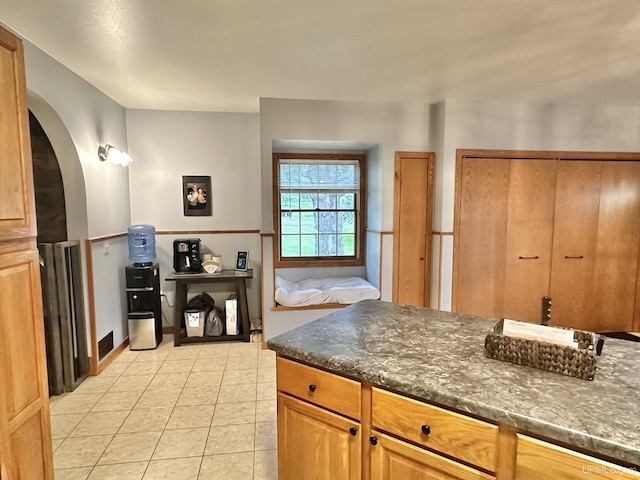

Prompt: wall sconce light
[{"left": 98, "top": 144, "right": 133, "bottom": 167}]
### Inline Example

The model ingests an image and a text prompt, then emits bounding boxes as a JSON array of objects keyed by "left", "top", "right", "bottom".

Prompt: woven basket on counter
[{"left": 484, "top": 319, "right": 598, "bottom": 381}]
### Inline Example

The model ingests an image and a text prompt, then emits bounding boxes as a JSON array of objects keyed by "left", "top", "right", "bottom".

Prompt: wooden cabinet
[
  {"left": 516, "top": 434, "right": 640, "bottom": 480},
  {"left": 370, "top": 430, "right": 493, "bottom": 480},
  {"left": 0, "top": 26, "right": 54, "bottom": 479},
  {"left": 277, "top": 393, "right": 361, "bottom": 480},
  {"left": 370, "top": 387, "right": 497, "bottom": 479},
  {"left": 276, "top": 356, "right": 495, "bottom": 480},
  {"left": 371, "top": 387, "right": 497, "bottom": 473},
  {"left": 276, "top": 357, "right": 361, "bottom": 480},
  {"left": 276, "top": 356, "right": 361, "bottom": 419},
  {"left": 454, "top": 152, "right": 640, "bottom": 332},
  {"left": 276, "top": 356, "right": 639, "bottom": 479}
]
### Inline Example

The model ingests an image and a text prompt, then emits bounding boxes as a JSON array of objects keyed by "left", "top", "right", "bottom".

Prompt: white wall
[
  {"left": 126, "top": 110, "right": 263, "bottom": 325},
  {"left": 21, "top": 36, "right": 131, "bottom": 239},
  {"left": 260, "top": 98, "right": 432, "bottom": 232},
  {"left": 91, "top": 237, "right": 130, "bottom": 345},
  {"left": 434, "top": 99, "right": 640, "bottom": 309},
  {"left": 126, "top": 110, "right": 261, "bottom": 230}
]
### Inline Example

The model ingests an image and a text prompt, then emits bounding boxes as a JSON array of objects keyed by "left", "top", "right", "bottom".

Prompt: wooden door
[
  {"left": 392, "top": 152, "right": 434, "bottom": 307},
  {"left": 551, "top": 161, "right": 640, "bottom": 332},
  {"left": 0, "top": 26, "right": 54, "bottom": 479},
  {"left": 277, "top": 393, "right": 361, "bottom": 480},
  {"left": 516, "top": 434, "right": 640, "bottom": 480},
  {"left": 370, "top": 431, "right": 493, "bottom": 480},
  {"left": 454, "top": 158, "right": 511, "bottom": 318},
  {"left": 591, "top": 161, "right": 640, "bottom": 332},
  {"left": 502, "top": 160, "right": 557, "bottom": 323},
  {"left": 549, "top": 161, "right": 602, "bottom": 330},
  {"left": 455, "top": 150, "right": 640, "bottom": 332}
]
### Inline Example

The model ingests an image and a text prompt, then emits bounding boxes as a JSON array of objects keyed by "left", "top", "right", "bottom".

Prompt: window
[{"left": 273, "top": 152, "right": 366, "bottom": 267}]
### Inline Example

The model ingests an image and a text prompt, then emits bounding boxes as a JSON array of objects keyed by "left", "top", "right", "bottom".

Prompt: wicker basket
[{"left": 484, "top": 319, "right": 598, "bottom": 381}]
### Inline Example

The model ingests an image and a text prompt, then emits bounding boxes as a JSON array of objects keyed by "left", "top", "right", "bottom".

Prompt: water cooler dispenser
[{"left": 126, "top": 225, "right": 162, "bottom": 350}]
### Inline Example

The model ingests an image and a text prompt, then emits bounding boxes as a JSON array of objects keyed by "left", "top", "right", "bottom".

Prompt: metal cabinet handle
[
  {"left": 369, "top": 436, "right": 378, "bottom": 446},
  {"left": 349, "top": 427, "right": 358, "bottom": 436},
  {"left": 421, "top": 424, "right": 431, "bottom": 435},
  {"left": 518, "top": 255, "right": 539, "bottom": 260},
  {"left": 308, "top": 384, "right": 316, "bottom": 392},
  {"left": 564, "top": 255, "right": 584, "bottom": 259}
]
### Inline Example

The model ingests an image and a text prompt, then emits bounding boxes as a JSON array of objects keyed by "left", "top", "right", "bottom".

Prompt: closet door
[
  {"left": 455, "top": 152, "right": 640, "bottom": 332},
  {"left": 454, "top": 158, "right": 510, "bottom": 318},
  {"left": 549, "top": 161, "right": 602, "bottom": 330},
  {"left": 590, "top": 161, "right": 640, "bottom": 332},
  {"left": 502, "top": 160, "right": 557, "bottom": 323},
  {"left": 392, "top": 152, "right": 434, "bottom": 307},
  {"left": 550, "top": 161, "right": 640, "bottom": 332},
  {"left": 592, "top": 162, "right": 640, "bottom": 332}
]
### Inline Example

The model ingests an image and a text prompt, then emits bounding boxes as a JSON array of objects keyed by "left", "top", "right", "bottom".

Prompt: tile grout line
[{"left": 51, "top": 338, "right": 275, "bottom": 479}]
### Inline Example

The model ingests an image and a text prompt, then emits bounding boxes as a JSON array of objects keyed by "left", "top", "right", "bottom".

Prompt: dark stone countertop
[{"left": 267, "top": 300, "right": 640, "bottom": 467}]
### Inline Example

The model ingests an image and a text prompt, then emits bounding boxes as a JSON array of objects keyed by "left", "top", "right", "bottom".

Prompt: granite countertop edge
[{"left": 268, "top": 338, "right": 640, "bottom": 467}]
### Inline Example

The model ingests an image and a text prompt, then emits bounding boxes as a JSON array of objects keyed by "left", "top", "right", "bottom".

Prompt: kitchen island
[{"left": 268, "top": 300, "right": 639, "bottom": 479}]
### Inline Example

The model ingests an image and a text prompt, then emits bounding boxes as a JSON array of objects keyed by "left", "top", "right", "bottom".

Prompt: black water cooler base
[{"left": 126, "top": 263, "right": 162, "bottom": 350}]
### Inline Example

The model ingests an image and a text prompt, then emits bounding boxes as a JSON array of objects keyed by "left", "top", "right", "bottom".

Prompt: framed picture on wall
[{"left": 183, "top": 175, "right": 211, "bottom": 216}]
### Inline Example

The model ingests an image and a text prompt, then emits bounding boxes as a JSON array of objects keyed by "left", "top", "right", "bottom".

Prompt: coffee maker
[{"left": 173, "top": 239, "right": 202, "bottom": 273}]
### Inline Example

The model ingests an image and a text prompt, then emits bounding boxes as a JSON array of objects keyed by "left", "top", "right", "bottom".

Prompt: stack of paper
[{"left": 502, "top": 319, "right": 578, "bottom": 348}]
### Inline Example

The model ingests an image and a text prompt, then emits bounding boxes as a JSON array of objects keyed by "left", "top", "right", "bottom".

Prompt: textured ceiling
[{"left": 1, "top": 0, "right": 639, "bottom": 112}]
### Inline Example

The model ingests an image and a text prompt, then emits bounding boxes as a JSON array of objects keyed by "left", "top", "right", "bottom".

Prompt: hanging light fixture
[{"left": 98, "top": 144, "right": 133, "bottom": 167}]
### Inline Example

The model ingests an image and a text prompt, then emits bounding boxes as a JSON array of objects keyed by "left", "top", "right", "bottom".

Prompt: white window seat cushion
[{"left": 275, "top": 276, "right": 381, "bottom": 307}]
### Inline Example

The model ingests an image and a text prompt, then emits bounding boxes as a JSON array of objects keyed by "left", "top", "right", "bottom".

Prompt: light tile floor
[{"left": 49, "top": 335, "right": 278, "bottom": 480}]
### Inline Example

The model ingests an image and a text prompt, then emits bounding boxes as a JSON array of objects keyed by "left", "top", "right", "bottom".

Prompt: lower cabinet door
[
  {"left": 516, "top": 434, "right": 640, "bottom": 480},
  {"left": 370, "top": 431, "right": 494, "bottom": 480},
  {"left": 277, "top": 392, "right": 361, "bottom": 480}
]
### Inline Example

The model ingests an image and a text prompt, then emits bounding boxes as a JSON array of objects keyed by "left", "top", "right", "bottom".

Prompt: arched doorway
[
  {"left": 27, "top": 92, "right": 89, "bottom": 242},
  {"left": 30, "top": 111, "right": 68, "bottom": 244},
  {"left": 28, "top": 99, "right": 90, "bottom": 396}
]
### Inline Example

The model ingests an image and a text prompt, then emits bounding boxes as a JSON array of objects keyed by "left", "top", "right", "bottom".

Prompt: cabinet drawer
[
  {"left": 276, "top": 356, "right": 361, "bottom": 420},
  {"left": 371, "top": 387, "right": 497, "bottom": 472},
  {"left": 516, "top": 434, "right": 640, "bottom": 480}
]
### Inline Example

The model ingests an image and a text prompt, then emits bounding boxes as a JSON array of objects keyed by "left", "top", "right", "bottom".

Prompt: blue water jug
[{"left": 128, "top": 224, "right": 156, "bottom": 265}]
